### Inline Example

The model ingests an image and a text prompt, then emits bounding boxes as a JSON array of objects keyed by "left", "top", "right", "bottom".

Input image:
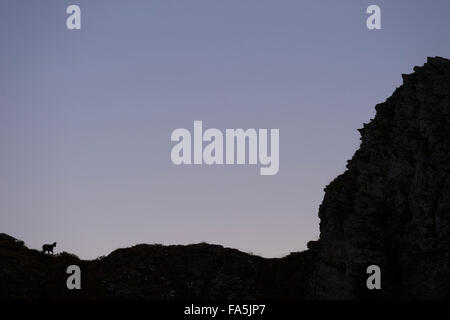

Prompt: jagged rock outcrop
[
  {"left": 0, "top": 57, "right": 449, "bottom": 299},
  {"left": 309, "top": 57, "right": 450, "bottom": 299}
]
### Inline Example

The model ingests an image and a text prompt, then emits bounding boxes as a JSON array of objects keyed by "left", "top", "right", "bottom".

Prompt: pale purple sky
[{"left": 1, "top": 0, "right": 450, "bottom": 259}]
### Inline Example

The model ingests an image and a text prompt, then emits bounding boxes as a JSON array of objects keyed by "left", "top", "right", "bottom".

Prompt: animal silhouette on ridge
[{"left": 42, "top": 242, "right": 57, "bottom": 254}]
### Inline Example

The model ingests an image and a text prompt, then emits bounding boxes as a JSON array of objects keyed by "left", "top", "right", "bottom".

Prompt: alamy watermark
[
  {"left": 366, "top": 265, "right": 381, "bottom": 290},
  {"left": 66, "top": 265, "right": 81, "bottom": 290},
  {"left": 65, "top": 5, "right": 382, "bottom": 31},
  {"left": 170, "top": 121, "right": 280, "bottom": 176}
]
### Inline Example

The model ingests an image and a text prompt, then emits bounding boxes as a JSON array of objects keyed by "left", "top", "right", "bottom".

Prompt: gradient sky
[{"left": 1, "top": 0, "right": 450, "bottom": 259}]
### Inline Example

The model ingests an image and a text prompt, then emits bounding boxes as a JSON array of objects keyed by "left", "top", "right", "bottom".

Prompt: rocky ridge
[{"left": 1, "top": 57, "right": 449, "bottom": 299}]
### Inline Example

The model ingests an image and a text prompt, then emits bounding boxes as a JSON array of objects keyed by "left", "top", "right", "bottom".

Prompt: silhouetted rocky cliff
[
  {"left": 1, "top": 57, "right": 449, "bottom": 300},
  {"left": 307, "top": 56, "right": 450, "bottom": 299}
]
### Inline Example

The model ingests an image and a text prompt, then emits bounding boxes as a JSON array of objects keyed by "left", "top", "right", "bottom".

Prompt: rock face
[
  {"left": 309, "top": 57, "right": 450, "bottom": 299},
  {"left": 0, "top": 57, "right": 449, "bottom": 299}
]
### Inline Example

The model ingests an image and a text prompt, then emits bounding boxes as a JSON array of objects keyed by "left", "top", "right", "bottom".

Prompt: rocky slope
[
  {"left": 0, "top": 233, "right": 313, "bottom": 299},
  {"left": 1, "top": 57, "right": 449, "bottom": 299},
  {"left": 308, "top": 56, "right": 450, "bottom": 299}
]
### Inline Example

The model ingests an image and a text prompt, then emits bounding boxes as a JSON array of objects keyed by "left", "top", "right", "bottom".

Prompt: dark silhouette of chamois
[{"left": 42, "top": 242, "right": 57, "bottom": 254}]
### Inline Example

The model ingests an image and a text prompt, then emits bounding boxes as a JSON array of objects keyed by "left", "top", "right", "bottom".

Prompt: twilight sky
[{"left": 1, "top": 0, "right": 450, "bottom": 259}]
